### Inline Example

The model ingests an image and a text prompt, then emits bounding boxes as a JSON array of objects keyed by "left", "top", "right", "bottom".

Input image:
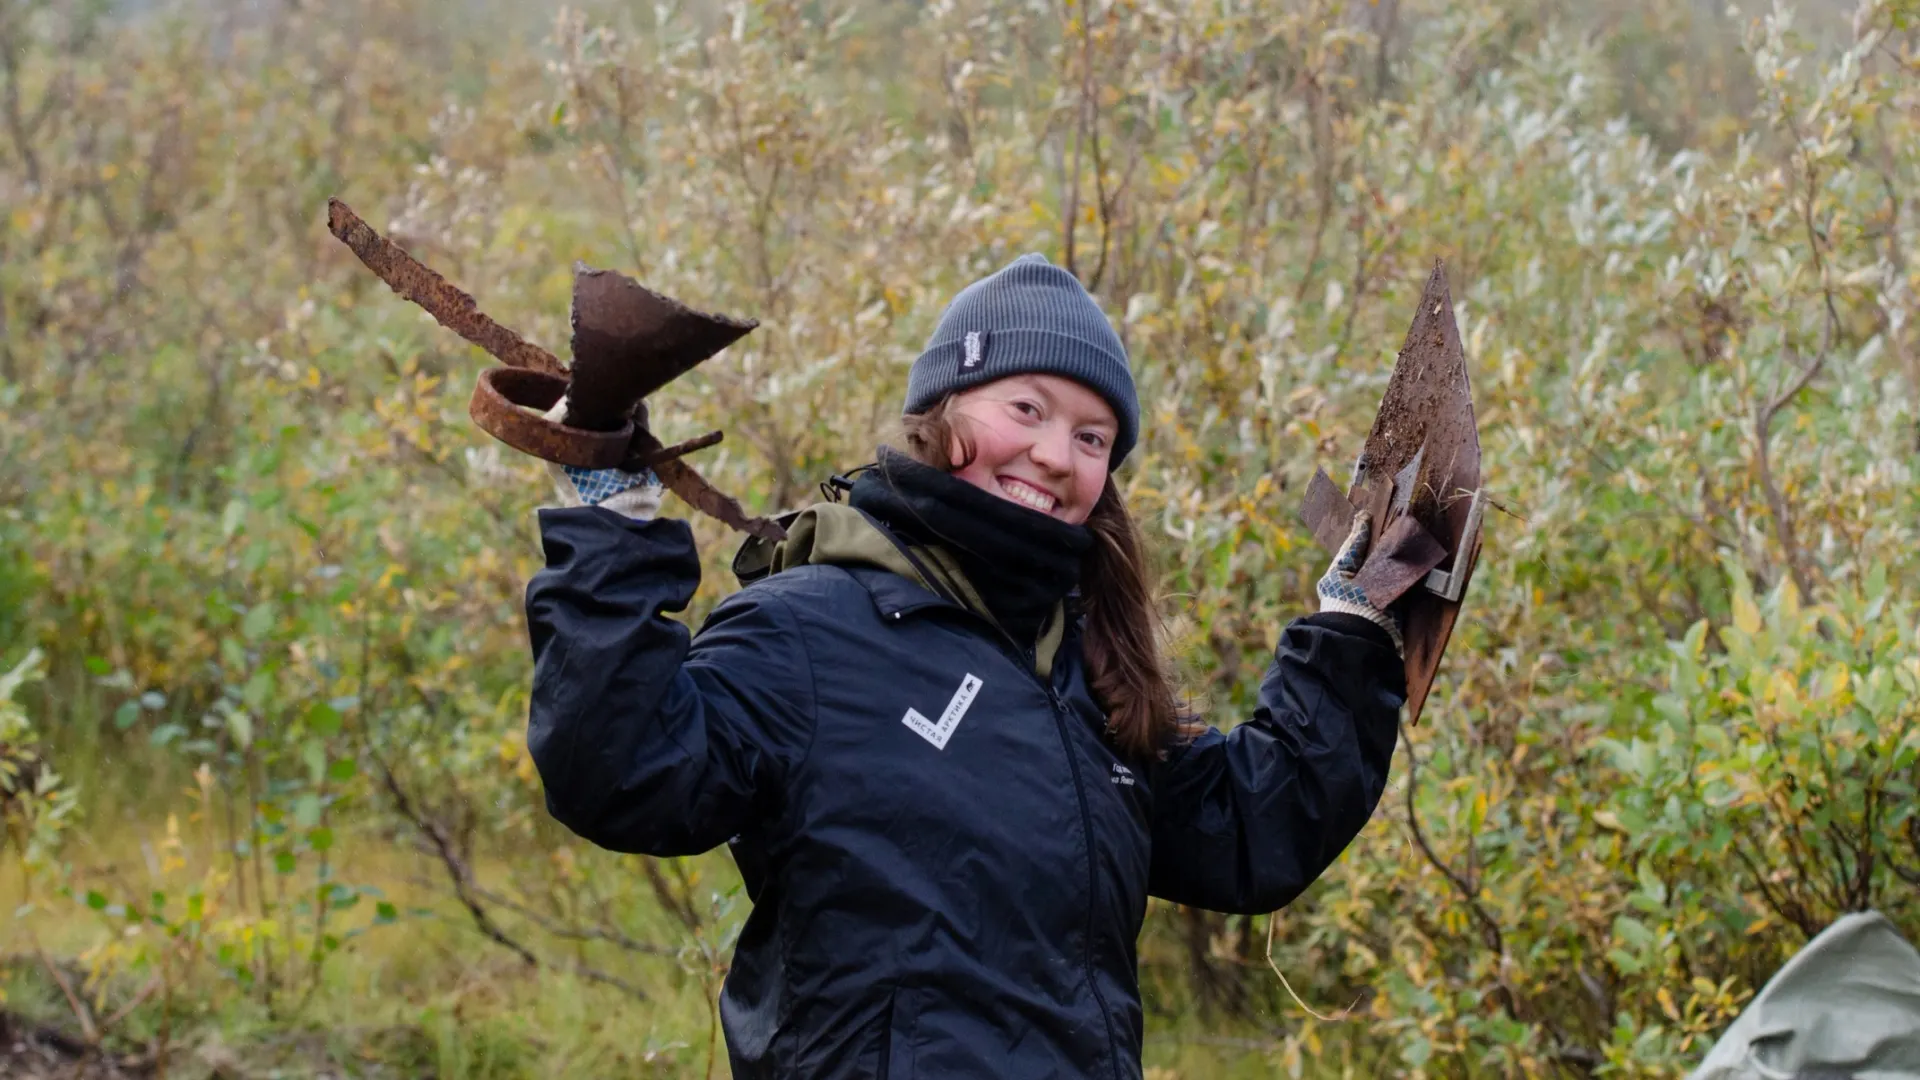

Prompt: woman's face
[{"left": 946, "top": 374, "right": 1117, "bottom": 526}]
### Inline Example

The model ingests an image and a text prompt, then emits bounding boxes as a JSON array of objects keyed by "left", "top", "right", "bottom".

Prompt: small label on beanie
[{"left": 962, "top": 330, "right": 984, "bottom": 370}]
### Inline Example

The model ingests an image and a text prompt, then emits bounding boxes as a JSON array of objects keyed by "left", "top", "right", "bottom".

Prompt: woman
[{"left": 525, "top": 254, "right": 1405, "bottom": 1079}]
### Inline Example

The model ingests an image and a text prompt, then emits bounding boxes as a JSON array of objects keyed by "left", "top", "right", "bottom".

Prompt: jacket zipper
[
  {"left": 903, "top": 601, "right": 1128, "bottom": 1079},
  {"left": 1040, "top": 682, "right": 1125, "bottom": 1080},
  {"left": 989, "top": 625, "right": 1125, "bottom": 1080}
]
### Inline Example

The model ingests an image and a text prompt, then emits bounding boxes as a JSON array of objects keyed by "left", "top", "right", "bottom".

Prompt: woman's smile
[{"left": 995, "top": 476, "right": 1060, "bottom": 514}]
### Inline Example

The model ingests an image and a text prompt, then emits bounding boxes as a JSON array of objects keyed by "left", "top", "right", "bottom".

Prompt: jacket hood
[
  {"left": 731, "top": 503, "right": 925, "bottom": 587},
  {"left": 731, "top": 502, "right": 1070, "bottom": 678}
]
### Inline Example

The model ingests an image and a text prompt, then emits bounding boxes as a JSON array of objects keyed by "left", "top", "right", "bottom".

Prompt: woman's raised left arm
[{"left": 1146, "top": 515, "right": 1408, "bottom": 914}]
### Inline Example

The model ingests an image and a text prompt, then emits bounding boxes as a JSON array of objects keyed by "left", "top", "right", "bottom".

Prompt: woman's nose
[{"left": 1027, "top": 425, "right": 1074, "bottom": 475}]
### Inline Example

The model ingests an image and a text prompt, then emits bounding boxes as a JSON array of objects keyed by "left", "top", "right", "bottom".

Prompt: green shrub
[{"left": 2, "top": 0, "right": 1916, "bottom": 1074}]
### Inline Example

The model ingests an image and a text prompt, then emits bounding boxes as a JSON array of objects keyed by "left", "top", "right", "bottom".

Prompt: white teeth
[{"left": 1001, "top": 479, "right": 1057, "bottom": 513}]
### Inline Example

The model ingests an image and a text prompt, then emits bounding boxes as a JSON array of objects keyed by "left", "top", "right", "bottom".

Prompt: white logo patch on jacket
[
  {"left": 904, "top": 674, "right": 982, "bottom": 750},
  {"left": 1110, "top": 764, "right": 1135, "bottom": 787}
]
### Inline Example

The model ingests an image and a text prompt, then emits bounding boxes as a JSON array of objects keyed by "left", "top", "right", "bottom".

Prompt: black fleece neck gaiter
[{"left": 848, "top": 447, "right": 1094, "bottom": 650}]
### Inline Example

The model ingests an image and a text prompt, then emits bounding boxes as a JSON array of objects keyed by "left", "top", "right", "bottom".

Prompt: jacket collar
[
  {"left": 731, "top": 499, "right": 1071, "bottom": 677},
  {"left": 841, "top": 564, "right": 954, "bottom": 621},
  {"left": 732, "top": 502, "right": 958, "bottom": 622}
]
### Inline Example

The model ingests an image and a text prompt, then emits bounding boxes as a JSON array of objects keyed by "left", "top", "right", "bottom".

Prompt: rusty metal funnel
[
  {"left": 325, "top": 197, "right": 785, "bottom": 541},
  {"left": 564, "top": 264, "right": 758, "bottom": 432}
]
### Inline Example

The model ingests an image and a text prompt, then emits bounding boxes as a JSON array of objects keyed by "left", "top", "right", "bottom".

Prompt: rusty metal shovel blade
[{"left": 1297, "top": 260, "right": 1485, "bottom": 725}]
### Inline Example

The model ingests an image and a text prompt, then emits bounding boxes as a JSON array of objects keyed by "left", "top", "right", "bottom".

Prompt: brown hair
[{"left": 896, "top": 399, "right": 1197, "bottom": 759}]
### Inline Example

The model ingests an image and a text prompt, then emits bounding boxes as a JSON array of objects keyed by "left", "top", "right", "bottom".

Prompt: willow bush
[{"left": 2, "top": 0, "right": 1917, "bottom": 1074}]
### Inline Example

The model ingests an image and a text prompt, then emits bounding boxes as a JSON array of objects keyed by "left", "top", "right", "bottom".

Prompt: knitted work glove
[
  {"left": 540, "top": 400, "right": 663, "bottom": 520},
  {"left": 1316, "top": 510, "right": 1405, "bottom": 655}
]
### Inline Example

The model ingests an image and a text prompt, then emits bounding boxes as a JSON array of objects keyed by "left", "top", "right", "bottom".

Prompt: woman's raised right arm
[{"left": 525, "top": 506, "right": 815, "bottom": 857}]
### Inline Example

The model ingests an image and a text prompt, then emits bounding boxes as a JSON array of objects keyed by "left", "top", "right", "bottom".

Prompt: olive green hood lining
[{"left": 738, "top": 503, "right": 1065, "bottom": 679}]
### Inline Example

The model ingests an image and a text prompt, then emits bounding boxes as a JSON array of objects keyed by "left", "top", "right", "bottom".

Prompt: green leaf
[
  {"left": 227, "top": 711, "right": 254, "bottom": 750},
  {"left": 294, "top": 793, "right": 322, "bottom": 829},
  {"left": 220, "top": 498, "right": 247, "bottom": 540},
  {"left": 374, "top": 901, "right": 398, "bottom": 925},
  {"left": 308, "top": 826, "right": 334, "bottom": 852},
  {"left": 327, "top": 758, "right": 357, "bottom": 783},
  {"left": 243, "top": 670, "right": 273, "bottom": 710},
  {"left": 1607, "top": 947, "right": 1643, "bottom": 976},
  {"left": 86, "top": 890, "right": 108, "bottom": 911},
  {"left": 305, "top": 701, "right": 343, "bottom": 737},
  {"left": 1613, "top": 914, "right": 1657, "bottom": 952},
  {"left": 274, "top": 851, "right": 298, "bottom": 875},
  {"left": 83, "top": 656, "right": 111, "bottom": 676},
  {"left": 242, "top": 602, "right": 276, "bottom": 642},
  {"left": 113, "top": 701, "right": 141, "bottom": 731},
  {"left": 1637, "top": 861, "right": 1668, "bottom": 905}
]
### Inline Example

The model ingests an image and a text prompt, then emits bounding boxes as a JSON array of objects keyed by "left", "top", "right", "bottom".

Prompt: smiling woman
[
  {"left": 523, "top": 252, "right": 1409, "bottom": 1079},
  {"left": 943, "top": 374, "right": 1116, "bottom": 523}
]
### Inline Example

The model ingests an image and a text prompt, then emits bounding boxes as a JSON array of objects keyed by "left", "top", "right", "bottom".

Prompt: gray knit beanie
[{"left": 904, "top": 254, "right": 1139, "bottom": 467}]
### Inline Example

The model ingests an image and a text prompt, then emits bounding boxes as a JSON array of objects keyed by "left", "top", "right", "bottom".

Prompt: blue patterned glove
[
  {"left": 1316, "top": 510, "right": 1404, "bottom": 655},
  {"left": 541, "top": 401, "right": 663, "bottom": 520}
]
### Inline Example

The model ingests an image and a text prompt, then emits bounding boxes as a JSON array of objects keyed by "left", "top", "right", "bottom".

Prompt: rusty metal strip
[
  {"left": 642, "top": 430, "right": 788, "bottom": 541},
  {"left": 326, "top": 198, "right": 567, "bottom": 378},
  {"left": 628, "top": 430, "right": 724, "bottom": 471},
  {"left": 468, "top": 368, "right": 635, "bottom": 469}
]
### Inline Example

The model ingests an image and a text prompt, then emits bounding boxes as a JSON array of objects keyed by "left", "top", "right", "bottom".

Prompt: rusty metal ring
[{"left": 468, "top": 367, "right": 635, "bottom": 469}]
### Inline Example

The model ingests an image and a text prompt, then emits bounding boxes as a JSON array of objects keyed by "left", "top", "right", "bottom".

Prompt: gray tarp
[{"left": 1691, "top": 910, "right": 1920, "bottom": 1080}]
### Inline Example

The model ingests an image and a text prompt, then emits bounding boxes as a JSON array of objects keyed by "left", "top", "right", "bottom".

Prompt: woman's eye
[
  {"left": 1077, "top": 431, "right": 1107, "bottom": 450},
  {"left": 1012, "top": 401, "right": 1041, "bottom": 418}
]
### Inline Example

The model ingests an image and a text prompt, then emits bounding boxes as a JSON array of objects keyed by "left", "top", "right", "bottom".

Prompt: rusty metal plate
[
  {"left": 1298, "top": 467, "right": 1357, "bottom": 554},
  {"left": 1298, "top": 261, "right": 1483, "bottom": 725},
  {"left": 1350, "top": 514, "right": 1450, "bottom": 609}
]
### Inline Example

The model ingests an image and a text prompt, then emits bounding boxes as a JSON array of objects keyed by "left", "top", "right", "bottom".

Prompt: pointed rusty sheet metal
[
  {"left": 565, "top": 263, "right": 758, "bottom": 432},
  {"left": 1299, "top": 261, "right": 1482, "bottom": 725}
]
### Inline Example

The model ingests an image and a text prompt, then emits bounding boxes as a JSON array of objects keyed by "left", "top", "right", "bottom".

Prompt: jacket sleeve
[
  {"left": 1146, "top": 612, "right": 1404, "bottom": 914},
  {"left": 525, "top": 506, "right": 815, "bottom": 857}
]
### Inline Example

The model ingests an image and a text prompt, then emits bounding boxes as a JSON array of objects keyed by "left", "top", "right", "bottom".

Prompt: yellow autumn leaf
[{"left": 1731, "top": 590, "right": 1761, "bottom": 636}]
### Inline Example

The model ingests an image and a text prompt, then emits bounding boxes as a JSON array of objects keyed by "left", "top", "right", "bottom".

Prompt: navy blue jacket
[{"left": 526, "top": 507, "right": 1404, "bottom": 1079}]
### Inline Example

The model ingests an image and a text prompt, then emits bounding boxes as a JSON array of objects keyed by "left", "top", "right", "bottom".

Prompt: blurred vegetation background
[{"left": 2, "top": 0, "right": 1917, "bottom": 1075}]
